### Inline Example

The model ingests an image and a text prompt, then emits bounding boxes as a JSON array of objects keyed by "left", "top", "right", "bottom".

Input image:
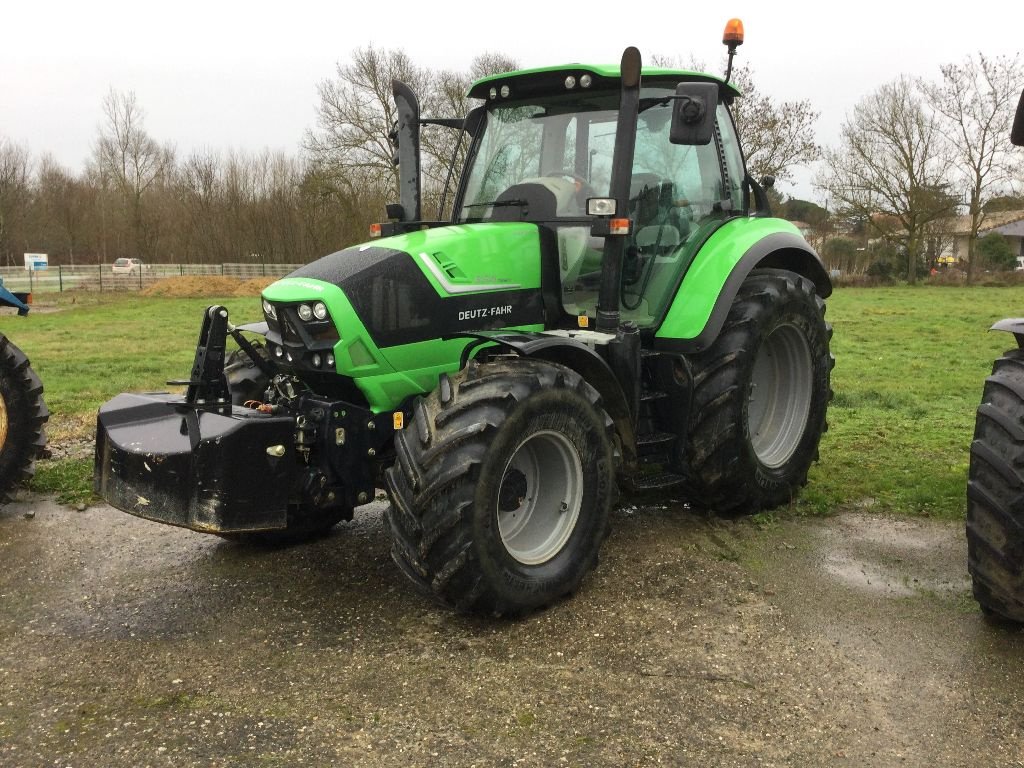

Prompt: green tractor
[
  {"left": 0, "top": 281, "right": 48, "bottom": 503},
  {"left": 95, "top": 25, "right": 834, "bottom": 615},
  {"left": 966, "top": 87, "right": 1024, "bottom": 622}
]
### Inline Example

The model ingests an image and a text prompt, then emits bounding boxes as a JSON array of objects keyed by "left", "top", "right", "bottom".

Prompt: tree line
[{"left": 0, "top": 47, "right": 1020, "bottom": 284}]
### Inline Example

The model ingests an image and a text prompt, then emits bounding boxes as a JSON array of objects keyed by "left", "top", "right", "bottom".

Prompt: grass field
[{"left": 7, "top": 285, "right": 1024, "bottom": 517}]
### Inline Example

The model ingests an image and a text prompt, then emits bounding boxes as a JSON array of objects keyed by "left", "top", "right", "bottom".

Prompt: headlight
[
  {"left": 313, "top": 302, "right": 328, "bottom": 320},
  {"left": 297, "top": 303, "right": 313, "bottom": 321}
]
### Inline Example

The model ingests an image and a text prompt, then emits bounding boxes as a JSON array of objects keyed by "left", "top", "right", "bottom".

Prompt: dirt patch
[
  {"left": 1, "top": 497, "right": 1022, "bottom": 766},
  {"left": 140, "top": 276, "right": 276, "bottom": 298}
]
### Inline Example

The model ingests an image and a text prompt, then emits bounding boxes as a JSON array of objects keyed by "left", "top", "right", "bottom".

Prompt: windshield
[{"left": 458, "top": 91, "right": 621, "bottom": 221}]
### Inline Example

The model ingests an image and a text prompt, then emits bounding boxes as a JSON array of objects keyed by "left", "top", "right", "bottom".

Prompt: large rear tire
[
  {"left": 967, "top": 348, "right": 1024, "bottom": 623},
  {"left": 385, "top": 358, "right": 616, "bottom": 616},
  {"left": 682, "top": 269, "right": 832, "bottom": 513},
  {"left": 0, "top": 334, "right": 48, "bottom": 502}
]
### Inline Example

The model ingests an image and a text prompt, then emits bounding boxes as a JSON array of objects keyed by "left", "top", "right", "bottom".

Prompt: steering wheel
[{"left": 547, "top": 168, "right": 597, "bottom": 206}]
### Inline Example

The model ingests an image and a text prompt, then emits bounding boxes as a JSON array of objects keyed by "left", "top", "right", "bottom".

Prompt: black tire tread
[
  {"left": 967, "top": 349, "right": 1024, "bottom": 622},
  {"left": 682, "top": 269, "right": 833, "bottom": 514},
  {"left": 385, "top": 358, "right": 614, "bottom": 616},
  {"left": 0, "top": 333, "right": 49, "bottom": 502}
]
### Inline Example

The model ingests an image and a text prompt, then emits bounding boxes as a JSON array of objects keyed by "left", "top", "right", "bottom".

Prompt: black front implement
[{"left": 94, "top": 306, "right": 394, "bottom": 533}]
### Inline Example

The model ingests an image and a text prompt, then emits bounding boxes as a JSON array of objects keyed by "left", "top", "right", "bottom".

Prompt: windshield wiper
[{"left": 463, "top": 199, "right": 526, "bottom": 208}]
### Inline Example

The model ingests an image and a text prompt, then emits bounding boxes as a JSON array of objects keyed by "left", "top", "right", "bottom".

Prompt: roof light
[
  {"left": 723, "top": 18, "right": 744, "bottom": 46},
  {"left": 262, "top": 299, "right": 277, "bottom": 320},
  {"left": 565, "top": 76, "right": 576, "bottom": 89},
  {"left": 298, "top": 303, "right": 313, "bottom": 321},
  {"left": 313, "top": 301, "right": 328, "bottom": 320},
  {"left": 369, "top": 222, "right": 382, "bottom": 238},
  {"left": 500, "top": 85, "right": 510, "bottom": 98},
  {"left": 580, "top": 74, "right": 592, "bottom": 88},
  {"left": 489, "top": 87, "right": 497, "bottom": 99}
]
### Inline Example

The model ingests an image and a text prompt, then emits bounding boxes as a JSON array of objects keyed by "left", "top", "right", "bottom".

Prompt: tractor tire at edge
[
  {"left": 0, "top": 333, "right": 49, "bottom": 503},
  {"left": 967, "top": 348, "right": 1024, "bottom": 623}
]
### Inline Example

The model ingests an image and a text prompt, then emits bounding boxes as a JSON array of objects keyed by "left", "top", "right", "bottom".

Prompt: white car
[{"left": 112, "top": 258, "right": 143, "bottom": 275}]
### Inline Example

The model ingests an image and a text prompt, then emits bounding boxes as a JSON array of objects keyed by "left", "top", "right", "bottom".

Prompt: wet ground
[{"left": 1, "top": 494, "right": 1022, "bottom": 767}]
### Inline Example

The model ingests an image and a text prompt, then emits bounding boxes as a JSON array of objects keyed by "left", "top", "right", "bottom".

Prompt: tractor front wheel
[
  {"left": 967, "top": 348, "right": 1024, "bottom": 623},
  {"left": 0, "top": 334, "right": 48, "bottom": 502},
  {"left": 682, "top": 269, "right": 832, "bottom": 513},
  {"left": 385, "top": 359, "right": 615, "bottom": 616}
]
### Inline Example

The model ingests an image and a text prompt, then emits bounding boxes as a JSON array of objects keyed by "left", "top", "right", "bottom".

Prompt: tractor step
[
  {"left": 636, "top": 430, "right": 676, "bottom": 456},
  {"left": 633, "top": 471, "right": 688, "bottom": 492}
]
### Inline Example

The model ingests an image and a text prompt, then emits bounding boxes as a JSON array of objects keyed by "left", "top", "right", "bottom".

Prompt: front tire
[
  {"left": 967, "top": 349, "right": 1024, "bottom": 623},
  {"left": 385, "top": 358, "right": 616, "bottom": 616},
  {"left": 0, "top": 334, "right": 49, "bottom": 502},
  {"left": 682, "top": 269, "right": 833, "bottom": 513}
]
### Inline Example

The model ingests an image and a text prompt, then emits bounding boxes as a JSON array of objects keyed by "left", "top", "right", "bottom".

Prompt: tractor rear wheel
[
  {"left": 385, "top": 358, "right": 615, "bottom": 616},
  {"left": 0, "top": 334, "right": 48, "bottom": 502},
  {"left": 967, "top": 348, "right": 1024, "bottom": 623},
  {"left": 682, "top": 269, "right": 832, "bottom": 513}
]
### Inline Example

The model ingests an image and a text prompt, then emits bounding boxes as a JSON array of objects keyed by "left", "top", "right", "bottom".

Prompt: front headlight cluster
[{"left": 296, "top": 302, "right": 329, "bottom": 322}]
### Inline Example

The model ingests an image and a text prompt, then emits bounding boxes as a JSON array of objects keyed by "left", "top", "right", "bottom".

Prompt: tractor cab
[{"left": 453, "top": 68, "right": 746, "bottom": 327}]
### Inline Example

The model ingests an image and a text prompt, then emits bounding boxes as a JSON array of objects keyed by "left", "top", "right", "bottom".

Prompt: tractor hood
[{"left": 259, "top": 222, "right": 548, "bottom": 411}]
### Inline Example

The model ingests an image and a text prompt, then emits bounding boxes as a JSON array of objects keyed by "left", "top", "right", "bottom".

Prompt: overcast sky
[{"left": 2, "top": 1, "right": 1021, "bottom": 204}]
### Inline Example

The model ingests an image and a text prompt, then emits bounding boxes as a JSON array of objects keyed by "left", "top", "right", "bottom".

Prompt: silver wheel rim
[
  {"left": 496, "top": 430, "right": 583, "bottom": 565},
  {"left": 748, "top": 322, "right": 813, "bottom": 468}
]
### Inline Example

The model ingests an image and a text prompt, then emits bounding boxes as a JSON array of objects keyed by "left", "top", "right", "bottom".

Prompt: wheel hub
[
  {"left": 496, "top": 430, "right": 583, "bottom": 566},
  {"left": 748, "top": 322, "right": 813, "bottom": 468},
  {"left": 0, "top": 391, "right": 8, "bottom": 450}
]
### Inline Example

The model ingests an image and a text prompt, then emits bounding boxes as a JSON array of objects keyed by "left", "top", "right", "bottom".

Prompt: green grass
[
  {"left": 12, "top": 292, "right": 262, "bottom": 503},
  {"left": 803, "top": 284, "right": 1024, "bottom": 519},
  {"left": 11, "top": 284, "right": 1024, "bottom": 517}
]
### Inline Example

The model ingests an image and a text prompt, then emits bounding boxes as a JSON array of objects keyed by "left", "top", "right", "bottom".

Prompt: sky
[{"left": 2, "top": 1, "right": 1021, "bottom": 204}]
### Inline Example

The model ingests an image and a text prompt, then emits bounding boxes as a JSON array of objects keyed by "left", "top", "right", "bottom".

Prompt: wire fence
[{"left": 0, "top": 263, "right": 305, "bottom": 294}]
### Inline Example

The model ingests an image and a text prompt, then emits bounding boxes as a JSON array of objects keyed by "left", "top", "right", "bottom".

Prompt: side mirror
[
  {"left": 669, "top": 83, "right": 718, "bottom": 146},
  {"left": 1012, "top": 88, "right": 1024, "bottom": 147}
]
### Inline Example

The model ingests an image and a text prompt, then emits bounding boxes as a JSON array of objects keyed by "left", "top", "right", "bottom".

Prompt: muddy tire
[
  {"left": 0, "top": 334, "right": 49, "bottom": 502},
  {"left": 682, "top": 269, "right": 833, "bottom": 514},
  {"left": 385, "top": 358, "right": 615, "bottom": 616},
  {"left": 967, "top": 348, "right": 1024, "bottom": 623}
]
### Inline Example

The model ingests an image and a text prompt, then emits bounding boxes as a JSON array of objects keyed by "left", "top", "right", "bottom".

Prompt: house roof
[{"left": 940, "top": 209, "right": 1024, "bottom": 236}]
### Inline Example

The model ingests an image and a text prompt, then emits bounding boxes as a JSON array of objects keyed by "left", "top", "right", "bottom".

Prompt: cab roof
[{"left": 468, "top": 63, "right": 741, "bottom": 101}]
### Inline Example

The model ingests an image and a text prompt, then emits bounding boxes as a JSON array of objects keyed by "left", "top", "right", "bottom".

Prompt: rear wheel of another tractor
[
  {"left": 682, "top": 269, "right": 833, "bottom": 514},
  {"left": 0, "top": 333, "right": 48, "bottom": 502},
  {"left": 385, "top": 358, "right": 616, "bottom": 616},
  {"left": 967, "top": 348, "right": 1024, "bottom": 623}
]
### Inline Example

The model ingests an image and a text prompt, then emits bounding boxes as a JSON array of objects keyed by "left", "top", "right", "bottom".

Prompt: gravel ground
[{"left": 1, "top": 494, "right": 1022, "bottom": 767}]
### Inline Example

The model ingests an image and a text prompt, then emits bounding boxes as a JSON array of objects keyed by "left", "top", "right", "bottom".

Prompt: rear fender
[
  {"left": 655, "top": 221, "right": 830, "bottom": 354},
  {"left": 991, "top": 318, "right": 1024, "bottom": 348}
]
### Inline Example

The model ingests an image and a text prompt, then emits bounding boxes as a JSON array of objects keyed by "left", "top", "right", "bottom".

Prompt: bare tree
[
  {"left": 94, "top": 89, "right": 173, "bottom": 258},
  {"left": 306, "top": 47, "right": 430, "bottom": 204},
  {"left": 0, "top": 139, "right": 32, "bottom": 266},
  {"left": 36, "top": 155, "right": 93, "bottom": 266},
  {"left": 923, "top": 53, "right": 1024, "bottom": 283},
  {"left": 819, "top": 77, "right": 953, "bottom": 283},
  {"left": 729, "top": 66, "right": 822, "bottom": 184}
]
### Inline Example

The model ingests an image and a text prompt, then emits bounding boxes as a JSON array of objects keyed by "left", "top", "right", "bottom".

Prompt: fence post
[
  {"left": 138, "top": 266, "right": 143, "bottom": 291},
  {"left": 59, "top": 265, "right": 63, "bottom": 292},
  {"left": 99, "top": 263, "right": 103, "bottom": 292}
]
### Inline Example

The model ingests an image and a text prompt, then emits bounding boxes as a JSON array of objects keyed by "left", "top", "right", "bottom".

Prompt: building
[{"left": 937, "top": 210, "right": 1024, "bottom": 268}]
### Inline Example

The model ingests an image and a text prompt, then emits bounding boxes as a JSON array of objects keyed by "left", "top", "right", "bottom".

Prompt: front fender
[{"left": 655, "top": 218, "right": 830, "bottom": 353}]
